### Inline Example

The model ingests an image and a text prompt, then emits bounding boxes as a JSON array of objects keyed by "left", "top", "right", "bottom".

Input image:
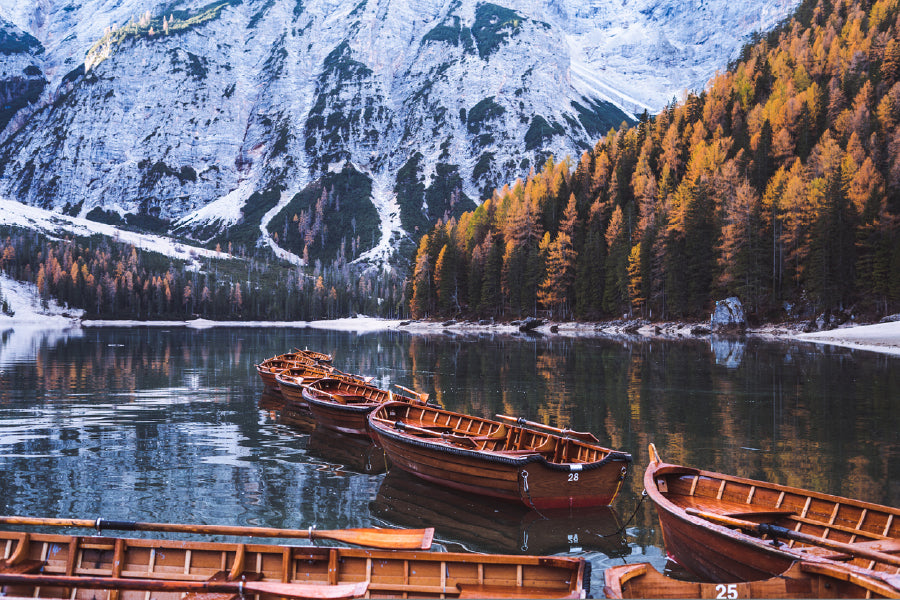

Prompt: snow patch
[
  {"left": 351, "top": 171, "right": 402, "bottom": 271},
  {"left": 0, "top": 198, "right": 234, "bottom": 269}
]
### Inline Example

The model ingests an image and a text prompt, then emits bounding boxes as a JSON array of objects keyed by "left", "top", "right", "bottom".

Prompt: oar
[
  {"left": 0, "top": 573, "right": 368, "bottom": 599},
  {"left": 495, "top": 414, "right": 600, "bottom": 442},
  {"left": 392, "top": 384, "right": 430, "bottom": 404},
  {"left": 0, "top": 517, "right": 434, "bottom": 550},
  {"left": 686, "top": 509, "right": 900, "bottom": 568}
]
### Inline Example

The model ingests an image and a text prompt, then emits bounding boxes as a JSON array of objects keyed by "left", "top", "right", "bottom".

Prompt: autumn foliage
[{"left": 411, "top": 0, "right": 900, "bottom": 321}]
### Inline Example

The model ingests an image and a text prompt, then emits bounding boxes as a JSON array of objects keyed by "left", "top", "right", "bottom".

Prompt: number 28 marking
[
  {"left": 715, "top": 584, "right": 737, "bottom": 599},
  {"left": 567, "top": 473, "right": 579, "bottom": 482}
]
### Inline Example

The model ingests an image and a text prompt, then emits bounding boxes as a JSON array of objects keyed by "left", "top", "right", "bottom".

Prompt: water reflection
[
  {"left": 372, "top": 469, "right": 629, "bottom": 556},
  {"left": 0, "top": 325, "right": 897, "bottom": 597},
  {"left": 709, "top": 335, "right": 745, "bottom": 367}
]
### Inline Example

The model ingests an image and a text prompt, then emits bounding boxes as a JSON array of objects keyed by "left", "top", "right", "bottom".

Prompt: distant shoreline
[
  {"left": 69, "top": 315, "right": 900, "bottom": 357},
  {"left": 3, "top": 273, "right": 899, "bottom": 356}
]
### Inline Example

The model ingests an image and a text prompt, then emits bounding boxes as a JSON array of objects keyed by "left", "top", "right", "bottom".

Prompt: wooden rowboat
[
  {"left": 644, "top": 443, "right": 900, "bottom": 584},
  {"left": 367, "top": 401, "right": 631, "bottom": 510},
  {"left": 0, "top": 526, "right": 587, "bottom": 599},
  {"left": 255, "top": 350, "right": 333, "bottom": 390},
  {"left": 277, "top": 366, "right": 374, "bottom": 410},
  {"left": 256, "top": 358, "right": 300, "bottom": 389},
  {"left": 303, "top": 379, "right": 427, "bottom": 437},
  {"left": 288, "top": 348, "right": 333, "bottom": 364},
  {"left": 602, "top": 561, "right": 900, "bottom": 598}
]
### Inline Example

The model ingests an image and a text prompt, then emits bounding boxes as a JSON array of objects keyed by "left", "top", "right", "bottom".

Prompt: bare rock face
[{"left": 710, "top": 297, "right": 746, "bottom": 333}]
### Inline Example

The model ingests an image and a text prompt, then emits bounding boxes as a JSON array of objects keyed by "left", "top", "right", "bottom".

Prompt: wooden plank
[
  {"left": 788, "top": 515, "right": 890, "bottom": 540},
  {"left": 108, "top": 538, "right": 125, "bottom": 600}
]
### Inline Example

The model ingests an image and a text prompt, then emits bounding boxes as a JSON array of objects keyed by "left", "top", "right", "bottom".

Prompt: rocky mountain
[{"left": 0, "top": 0, "right": 799, "bottom": 268}]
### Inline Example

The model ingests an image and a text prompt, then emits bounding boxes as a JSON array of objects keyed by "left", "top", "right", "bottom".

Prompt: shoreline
[
  {"left": 3, "top": 274, "right": 899, "bottom": 356},
  {"left": 68, "top": 315, "right": 900, "bottom": 357}
]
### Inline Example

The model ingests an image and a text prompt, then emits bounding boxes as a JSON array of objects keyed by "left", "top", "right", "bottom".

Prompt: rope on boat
[
  {"left": 613, "top": 489, "right": 648, "bottom": 537},
  {"left": 519, "top": 469, "right": 548, "bottom": 520}
]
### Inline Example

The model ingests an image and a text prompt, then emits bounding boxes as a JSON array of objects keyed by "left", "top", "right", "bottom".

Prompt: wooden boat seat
[
  {"left": 471, "top": 424, "right": 509, "bottom": 442},
  {"left": 457, "top": 584, "right": 572, "bottom": 598}
]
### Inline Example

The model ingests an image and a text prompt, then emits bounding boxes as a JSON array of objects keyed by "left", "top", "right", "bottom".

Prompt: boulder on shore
[
  {"left": 710, "top": 297, "right": 746, "bottom": 332},
  {"left": 519, "top": 317, "right": 544, "bottom": 332}
]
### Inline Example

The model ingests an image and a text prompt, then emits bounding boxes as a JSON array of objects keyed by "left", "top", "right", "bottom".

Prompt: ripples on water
[{"left": 0, "top": 325, "right": 898, "bottom": 597}]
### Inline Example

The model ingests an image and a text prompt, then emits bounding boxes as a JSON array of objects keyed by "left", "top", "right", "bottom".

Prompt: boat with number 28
[{"left": 367, "top": 401, "right": 631, "bottom": 509}]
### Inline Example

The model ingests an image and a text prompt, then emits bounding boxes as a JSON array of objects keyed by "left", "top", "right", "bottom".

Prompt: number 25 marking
[
  {"left": 567, "top": 473, "right": 579, "bottom": 482},
  {"left": 716, "top": 584, "right": 737, "bottom": 599}
]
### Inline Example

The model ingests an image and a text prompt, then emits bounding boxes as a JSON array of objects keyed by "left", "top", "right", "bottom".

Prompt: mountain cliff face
[{"left": 0, "top": 0, "right": 798, "bottom": 268}]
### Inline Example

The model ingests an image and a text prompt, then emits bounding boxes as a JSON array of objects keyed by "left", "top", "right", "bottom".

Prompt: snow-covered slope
[{"left": 0, "top": 0, "right": 799, "bottom": 268}]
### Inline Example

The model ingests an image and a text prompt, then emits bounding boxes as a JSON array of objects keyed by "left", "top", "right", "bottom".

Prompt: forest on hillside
[
  {"left": 0, "top": 228, "right": 408, "bottom": 320},
  {"left": 410, "top": 0, "right": 900, "bottom": 323}
]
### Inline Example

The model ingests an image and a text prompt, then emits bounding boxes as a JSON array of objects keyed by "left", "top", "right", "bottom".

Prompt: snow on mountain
[
  {"left": 0, "top": 0, "right": 799, "bottom": 268},
  {"left": 0, "top": 197, "right": 233, "bottom": 269}
]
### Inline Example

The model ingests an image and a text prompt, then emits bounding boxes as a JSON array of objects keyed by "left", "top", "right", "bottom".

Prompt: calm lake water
[{"left": 1, "top": 325, "right": 898, "bottom": 597}]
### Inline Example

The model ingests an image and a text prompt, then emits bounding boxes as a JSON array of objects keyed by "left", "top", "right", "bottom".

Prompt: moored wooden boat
[
  {"left": 256, "top": 358, "right": 299, "bottom": 389},
  {"left": 277, "top": 366, "right": 373, "bottom": 410},
  {"left": 644, "top": 443, "right": 900, "bottom": 584},
  {"left": 254, "top": 350, "right": 333, "bottom": 390},
  {"left": 602, "top": 561, "right": 900, "bottom": 599},
  {"left": 0, "top": 527, "right": 587, "bottom": 599},
  {"left": 288, "top": 348, "right": 333, "bottom": 363},
  {"left": 367, "top": 401, "right": 631, "bottom": 509},
  {"left": 303, "top": 379, "right": 427, "bottom": 437}
]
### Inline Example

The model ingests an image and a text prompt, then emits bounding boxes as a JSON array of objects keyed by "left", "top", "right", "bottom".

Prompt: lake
[{"left": 1, "top": 325, "right": 897, "bottom": 597}]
